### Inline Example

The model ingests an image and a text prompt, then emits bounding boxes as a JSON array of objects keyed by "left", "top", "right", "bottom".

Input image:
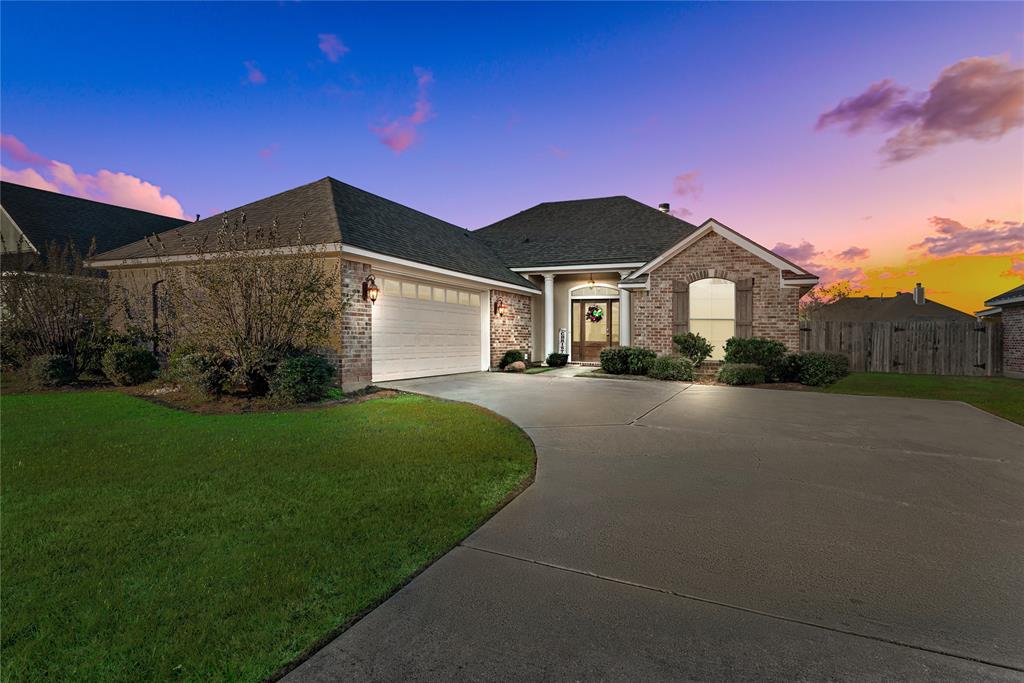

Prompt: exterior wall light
[
  {"left": 362, "top": 274, "right": 380, "bottom": 304},
  {"left": 494, "top": 298, "right": 509, "bottom": 317}
]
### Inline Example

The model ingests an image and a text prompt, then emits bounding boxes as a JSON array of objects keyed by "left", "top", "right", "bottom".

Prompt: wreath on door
[{"left": 585, "top": 304, "right": 605, "bottom": 323}]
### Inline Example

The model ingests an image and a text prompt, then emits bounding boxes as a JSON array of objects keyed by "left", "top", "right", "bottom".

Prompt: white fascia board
[
  {"left": 630, "top": 220, "right": 815, "bottom": 280},
  {"left": 988, "top": 294, "right": 1024, "bottom": 307},
  {"left": 342, "top": 244, "right": 540, "bottom": 294},
  {"left": 87, "top": 242, "right": 343, "bottom": 269},
  {"left": 510, "top": 262, "right": 644, "bottom": 274},
  {"left": 618, "top": 281, "right": 649, "bottom": 290}
]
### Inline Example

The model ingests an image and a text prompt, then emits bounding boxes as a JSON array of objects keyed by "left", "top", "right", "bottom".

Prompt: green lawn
[
  {"left": 819, "top": 373, "right": 1024, "bottom": 426},
  {"left": 0, "top": 391, "right": 534, "bottom": 682}
]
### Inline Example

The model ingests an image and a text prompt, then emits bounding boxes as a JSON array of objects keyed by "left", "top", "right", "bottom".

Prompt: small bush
[
  {"left": 780, "top": 353, "right": 803, "bottom": 383},
  {"left": 647, "top": 355, "right": 695, "bottom": 381},
  {"left": 28, "top": 354, "right": 76, "bottom": 387},
  {"left": 672, "top": 333, "right": 713, "bottom": 366},
  {"left": 270, "top": 353, "right": 336, "bottom": 403},
  {"left": 169, "top": 351, "right": 231, "bottom": 396},
  {"left": 499, "top": 349, "right": 526, "bottom": 369},
  {"left": 797, "top": 352, "right": 849, "bottom": 386},
  {"left": 599, "top": 347, "right": 628, "bottom": 374},
  {"left": 546, "top": 352, "right": 568, "bottom": 367},
  {"left": 724, "top": 337, "right": 788, "bottom": 381},
  {"left": 101, "top": 343, "right": 158, "bottom": 386},
  {"left": 624, "top": 346, "right": 657, "bottom": 375},
  {"left": 717, "top": 363, "right": 765, "bottom": 385}
]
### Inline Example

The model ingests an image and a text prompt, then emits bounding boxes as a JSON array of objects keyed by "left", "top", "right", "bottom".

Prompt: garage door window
[{"left": 376, "top": 278, "right": 481, "bottom": 309}]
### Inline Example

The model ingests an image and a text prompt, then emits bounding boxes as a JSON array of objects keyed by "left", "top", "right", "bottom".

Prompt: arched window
[{"left": 689, "top": 278, "right": 734, "bottom": 360}]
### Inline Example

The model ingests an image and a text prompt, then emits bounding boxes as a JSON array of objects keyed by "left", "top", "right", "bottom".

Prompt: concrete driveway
[{"left": 286, "top": 371, "right": 1024, "bottom": 681}]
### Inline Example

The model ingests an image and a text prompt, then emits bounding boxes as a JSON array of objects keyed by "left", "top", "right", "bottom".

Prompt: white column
[
  {"left": 543, "top": 273, "right": 555, "bottom": 359},
  {"left": 619, "top": 271, "right": 631, "bottom": 346}
]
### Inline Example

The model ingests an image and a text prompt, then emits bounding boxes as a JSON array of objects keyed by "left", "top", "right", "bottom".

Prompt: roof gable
[
  {"left": 810, "top": 293, "right": 974, "bottom": 322},
  {"left": 985, "top": 283, "right": 1024, "bottom": 307}
]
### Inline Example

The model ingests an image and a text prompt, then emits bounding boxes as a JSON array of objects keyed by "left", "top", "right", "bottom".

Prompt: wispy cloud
[
  {"left": 772, "top": 240, "right": 819, "bottom": 264},
  {"left": 771, "top": 240, "right": 873, "bottom": 285},
  {"left": 911, "top": 215, "right": 1024, "bottom": 257},
  {"left": 258, "top": 143, "right": 280, "bottom": 159},
  {"left": 243, "top": 60, "right": 267, "bottom": 85},
  {"left": 1003, "top": 256, "right": 1024, "bottom": 280},
  {"left": 317, "top": 34, "right": 350, "bottom": 62},
  {"left": 548, "top": 145, "right": 569, "bottom": 159},
  {"left": 371, "top": 67, "right": 435, "bottom": 154},
  {"left": 817, "top": 55, "right": 1024, "bottom": 162},
  {"left": 836, "top": 246, "right": 871, "bottom": 262},
  {"left": 0, "top": 134, "right": 185, "bottom": 218},
  {"left": 673, "top": 170, "right": 703, "bottom": 198}
]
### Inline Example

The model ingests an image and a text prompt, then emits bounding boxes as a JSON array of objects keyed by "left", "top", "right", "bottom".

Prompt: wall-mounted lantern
[
  {"left": 494, "top": 298, "right": 510, "bottom": 317},
  {"left": 362, "top": 274, "right": 380, "bottom": 304}
]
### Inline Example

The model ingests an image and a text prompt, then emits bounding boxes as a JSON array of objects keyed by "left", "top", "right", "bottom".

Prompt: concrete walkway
[{"left": 286, "top": 372, "right": 1024, "bottom": 681}]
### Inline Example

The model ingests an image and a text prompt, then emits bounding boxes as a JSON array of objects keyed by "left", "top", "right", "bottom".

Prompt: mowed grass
[
  {"left": 819, "top": 372, "right": 1024, "bottom": 426},
  {"left": 0, "top": 391, "right": 535, "bottom": 682}
]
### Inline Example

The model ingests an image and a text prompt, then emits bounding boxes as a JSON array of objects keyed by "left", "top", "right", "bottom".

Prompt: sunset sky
[{"left": 2, "top": 2, "right": 1021, "bottom": 313}]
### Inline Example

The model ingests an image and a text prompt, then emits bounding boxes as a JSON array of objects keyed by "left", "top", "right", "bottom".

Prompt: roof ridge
[{"left": 326, "top": 177, "right": 468, "bottom": 232}]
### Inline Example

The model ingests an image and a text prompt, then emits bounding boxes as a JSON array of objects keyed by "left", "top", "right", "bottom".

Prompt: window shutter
[
  {"left": 735, "top": 277, "right": 754, "bottom": 338},
  {"left": 672, "top": 280, "right": 689, "bottom": 336}
]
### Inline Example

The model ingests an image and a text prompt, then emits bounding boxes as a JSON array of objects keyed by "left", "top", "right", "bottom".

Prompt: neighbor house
[
  {"left": 1, "top": 181, "right": 189, "bottom": 264},
  {"left": 808, "top": 283, "right": 973, "bottom": 323},
  {"left": 89, "top": 177, "right": 818, "bottom": 390},
  {"left": 978, "top": 284, "right": 1024, "bottom": 379}
]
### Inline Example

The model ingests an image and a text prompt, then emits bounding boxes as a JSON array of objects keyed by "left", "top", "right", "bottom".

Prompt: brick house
[
  {"left": 90, "top": 177, "right": 818, "bottom": 390},
  {"left": 979, "top": 284, "right": 1024, "bottom": 379}
]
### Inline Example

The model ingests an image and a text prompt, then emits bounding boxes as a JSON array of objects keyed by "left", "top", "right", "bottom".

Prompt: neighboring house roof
[
  {"left": 92, "top": 177, "right": 538, "bottom": 292},
  {"left": 474, "top": 196, "right": 699, "bottom": 268},
  {"left": 810, "top": 293, "right": 973, "bottom": 322},
  {"left": 984, "top": 283, "right": 1024, "bottom": 308},
  {"left": 0, "top": 181, "right": 188, "bottom": 256}
]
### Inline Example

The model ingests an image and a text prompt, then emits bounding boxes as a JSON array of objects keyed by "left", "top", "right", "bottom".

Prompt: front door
[{"left": 571, "top": 299, "right": 619, "bottom": 362}]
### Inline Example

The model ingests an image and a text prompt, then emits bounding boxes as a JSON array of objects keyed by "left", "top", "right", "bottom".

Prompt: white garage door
[{"left": 372, "top": 276, "right": 483, "bottom": 382}]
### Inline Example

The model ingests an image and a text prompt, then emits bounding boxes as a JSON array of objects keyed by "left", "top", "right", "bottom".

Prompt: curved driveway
[{"left": 287, "top": 371, "right": 1024, "bottom": 681}]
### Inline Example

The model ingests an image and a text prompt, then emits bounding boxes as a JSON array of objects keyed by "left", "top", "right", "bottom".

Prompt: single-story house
[
  {"left": 89, "top": 177, "right": 818, "bottom": 390},
  {"left": 977, "top": 284, "right": 1024, "bottom": 379},
  {"left": 808, "top": 283, "right": 973, "bottom": 323},
  {"left": 1, "top": 181, "right": 189, "bottom": 264}
]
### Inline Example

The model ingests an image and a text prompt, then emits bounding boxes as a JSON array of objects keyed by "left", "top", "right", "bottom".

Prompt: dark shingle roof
[
  {"left": 985, "top": 284, "right": 1024, "bottom": 307},
  {"left": 809, "top": 293, "right": 973, "bottom": 322},
  {"left": 473, "top": 196, "right": 699, "bottom": 267},
  {"left": 93, "top": 177, "right": 537, "bottom": 291},
  {"left": 1, "top": 181, "right": 188, "bottom": 256}
]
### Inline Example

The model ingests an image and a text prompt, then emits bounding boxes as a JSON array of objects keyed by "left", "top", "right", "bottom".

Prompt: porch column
[
  {"left": 543, "top": 273, "right": 555, "bottom": 359},
  {"left": 619, "top": 271, "right": 631, "bottom": 346}
]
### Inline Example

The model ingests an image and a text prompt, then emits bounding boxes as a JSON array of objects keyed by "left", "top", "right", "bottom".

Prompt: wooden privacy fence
[{"left": 800, "top": 320, "right": 1003, "bottom": 376}]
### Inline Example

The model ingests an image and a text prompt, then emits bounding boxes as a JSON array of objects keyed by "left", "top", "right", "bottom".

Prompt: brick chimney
[
  {"left": 913, "top": 282, "right": 926, "bottom": 305},
  {"left": 658, "top": 203, "right": 670, "bottom": 213}
]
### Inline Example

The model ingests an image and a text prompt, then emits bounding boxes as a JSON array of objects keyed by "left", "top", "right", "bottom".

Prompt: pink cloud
[
  {"left": 0, "top": 134, "right": 185, "bottom": 218},
  {"left": 670, "top": 207, "right": 693, "bottom": 219},
  {"left": 835, "top": 246, "right": 871, "bottom": 262},
  {"left": 243, "top": 60, "right": 267, "bottom": 85},
  {"left": 673, "top": 170, "right": 703, "bottom": 198},
  {"left": 817, "top": 55, "right": 1024, "bottom": 162},
  {"left": 548, "top": 145, "right": 569, "bottom": 159},
  {"left": 772, "top": 240, "right": 819, "bottom": 264},
  {"left": 258, "top": 144, "right": 280, "bottom": 159},
  {"left": 371, "top": 67, "right": 435, "bottom": 154},
  {"left": 318, "top": 34, "right": 350, "bottom": 62},
  {"left": 911, "top": 216, "right": 1024, "bottom": 257},
  {"left": 1003, "top": 257, "right": 1024, "bottom": 280},
  {"left": 1, "top": 134, "right": 49, "bottom": 166}
]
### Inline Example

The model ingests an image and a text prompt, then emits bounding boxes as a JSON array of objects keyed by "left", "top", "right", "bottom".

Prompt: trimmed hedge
[
  {"left": 270, "top": 354, "right": 336, "bottom": 403},
  {"left": 625, "top": 347, "right": 657, "bottom": 375},
  {"left": 797, "top": 351, "right": 849, "bottom": 386},
  {"left": 546, "top": 352, "right": 568, "bottom": 367},
  {"left": 723, "top": 337, "right": 788, "bottom": 381},
  {"left": 647, "top": 355, "right": 695, "bottom": 381},
  {"left": 780, "top": 353, "right": 803, "bottom": 383},
  {"left": 101, "top": 343, "right": 158, "bottom": 386},
  {"left": 672, "top": 333, "right": 713, "bottom": 367},
  {"left": 717, "top": 363, "right": 765, "bottom": 385},
  {"left": 600, "top": 346, "right": 656, "bottom": 375},
  {"left": 28, "top": 354, "right": 76, "bottom": 387},
  {"left": 499, "top": 349, "right": 525, "bottom": 370},
  {"left": 168, "top": 351, "right": 232, "bottom": 396}
]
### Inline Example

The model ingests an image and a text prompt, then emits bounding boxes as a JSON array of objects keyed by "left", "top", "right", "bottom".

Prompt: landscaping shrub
[
  {"left": 672, "top": 332, "right": 713, "bottom": 366},
  {"left": 717, "top": 362, "right": 765, "bottom": 385},
  {"left": 624, "top": 346, "right": 657, "bottom": 375},
  {"left": 599, "top": 347, "right": 629, "bottom": 374},
  {"left": 647, "top": 355, "right": 695, "bottom": 381},
  {"left": 168, "top": 351, "right": 232, "bottom": 396},
  {"left": 797, "top": 352, "right": 850, "bottom": 386},
  {"left": 28, "top": 354, "right": 76, "bottom": 387},
  {"left": 780, "top": 353, "right": 803, "bottom": 383},
  {"left": 723, "top": 337, "right": 788, "bottom": 381},
  {"left": 546, "top": 352, "right": 568, "bottom": 367},
  {"left": 101, "top": 343, "right": 159, "bottom": 386},
  {"left": 270, "top": 353, "right": 336, "bottom": 403},
  {"left": 499, "top": 349, "right": 526, "bottom": 369}
]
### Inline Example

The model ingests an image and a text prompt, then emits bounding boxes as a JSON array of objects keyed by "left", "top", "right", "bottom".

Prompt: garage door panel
[{"left": 371, "top": 277, "right": 483, "bottom": 382}]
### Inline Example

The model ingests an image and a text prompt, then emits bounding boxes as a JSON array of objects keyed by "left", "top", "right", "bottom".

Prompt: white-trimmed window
[{"left": 689, "top": 278, "right": 735, "bottom": 361}]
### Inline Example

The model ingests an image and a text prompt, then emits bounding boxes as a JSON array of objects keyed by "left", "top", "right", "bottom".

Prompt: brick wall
[
  {"left": 1003, "top": 305, "right": 1024, "bottom": 378},
  {"left": 490, "top": 290, "right": 533, "bottom": 367},
  {"left": 340, "top": 259, "right": 373, "bottom": 390},
  {"left": 631, "top": 231, "right": 803, "bottom": 354}
]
